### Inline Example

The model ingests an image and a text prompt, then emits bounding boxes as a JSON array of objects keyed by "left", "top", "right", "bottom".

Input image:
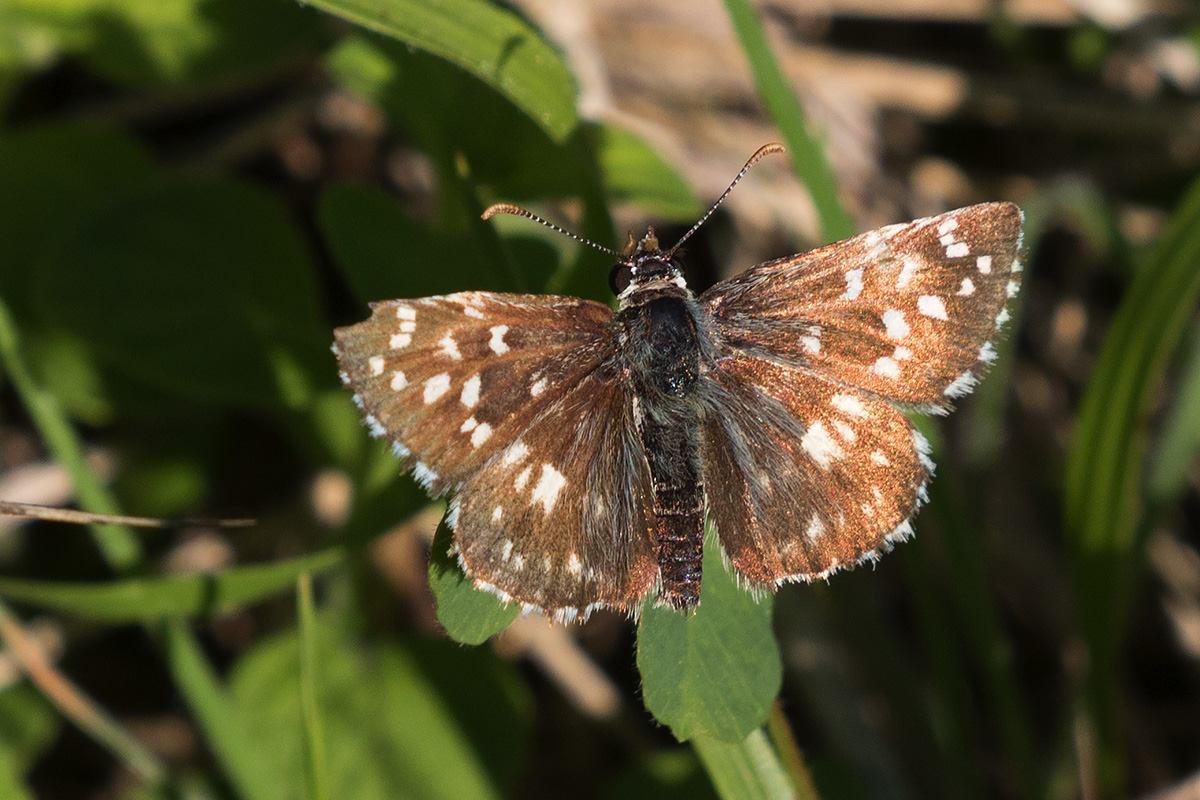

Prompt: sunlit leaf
[
  {"left": 32, "top": 178, "right": 328, "bottom": 409},
  {"left": 637, "top": 528, "right": 781, "bottom": 742},
  {"left": 306, "top": 0, "right": 577, "bottom": 142},
  {"left": 594, "top": 126, "right": 701, "bottom": 221}
]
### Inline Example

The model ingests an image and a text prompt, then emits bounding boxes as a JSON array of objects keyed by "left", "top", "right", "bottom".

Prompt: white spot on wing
[
  {"left": 882, "top": 309, "right": 909, "bottom": 339},
  {"left": 489, "top": 325, "right": 510, "bottom": 355},
  {"left": 423, "top": 373, "right": 451, "bottom": 404},
  {"left": 399, "top": 321, "right": 416, "bottom": 333},
  {"left": 946, "top": 241, "right": 970, "bottom": 258},
  {"left": 1006, "top": 280, "right": 1020, "bottom": 298},
  {"left": 390, "top": 333, "right": 411, "bottom": 349},
  {"left": 957, "top": 277, "right": 976, "bottom": 296},
  {"left": 832, "top": 393, "right": 868, "bottom": 418},
  {"left": 976, "top": 255, "right": 993, "bottom": 273},
  {"left": 396, "top": 306, "right": 416, "bottom": 320},
  {"left": 439, "top": 334, "right": 462, "bottom": 360},
  {"left": 460, "top": 416, "right": 478, "bottom": 432},
  {"left": 871, "top": 450, "right": 890, "bottom": 466},
  {"left": 937, "top": 217, "right": 959, "bottom": 235},
  {"left": 833, "top": 420, "right": 857, "bottom": 442},
  {"left": 805, "top": 514, "right": 825, "bottom": 541},
  {"left": 470, "top": 422, "right": 492, "bottom": 448},
  {"left": 841, "top": 268, "right": 864, "bottom": 301},
  {"left": 368, "top": 356, "right": 385, "bottom": 376},
  {"left": 390, "top": 371, "right": 407, "bottom": 390},
  {"left": 897, "top": 257, "right": 919, "bottom": 289},
  {"left": 463, "top": 306, "right": 485, "bottom": 319},
  {"left": 530, "top": 377, "right": 547, "bottom": 397},
  {"left": 872, "top": 356, "right": 900, "bottom": 378},
  {"left": 979, "top": 341, "right": 998, "bottom": 363},
  {"left": 917, "top": 295, "right": 948, "bottom": 320},
  {"left": 530, "top": 463, "right": 567, "bottom": 514},
  {"left": 800, "top": 335, "right": 820, "bottom": 354},
  {"left": 460, "top": 374, "right": 480, "bottom": 408},
  {"left": 567, "top": 553, "right": 582, "bottom": 576},
  {"left": 801, "top": 421, "right": 844, "bottom": 469},
  {"left": 514, "top": 466, "right": 532, "bottom": 491},
  {"left": 503, "top": 440, "right": 529, "bottom": 466},
  {"left": 501, "top": 538, "right": 512, "bottom": 559}
]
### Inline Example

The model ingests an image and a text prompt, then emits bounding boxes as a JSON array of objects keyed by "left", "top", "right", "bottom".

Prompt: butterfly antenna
[
  {"left": 666, "top": 142, "right": 786, "bottom": 257},
  {"left": 482, "top": 202, "right": 620, "bottom": 258}
]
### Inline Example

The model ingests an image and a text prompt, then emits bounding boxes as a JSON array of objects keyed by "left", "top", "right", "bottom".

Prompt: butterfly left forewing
[
  {"left": 702, "top": 202, "right": 1023, "bottom": 411},
  {"left": 334, "top": 291, "right": 613, "bottom": 494}
]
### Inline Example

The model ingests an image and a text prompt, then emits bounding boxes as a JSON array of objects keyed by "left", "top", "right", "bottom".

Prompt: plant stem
[
  {"left": 767, "top": 702, "right": 822, "bottom": 800},
  {"left": 297, "top": 572, "right": 330, "bottom": 800},
  {"left": 0, "top": 598, "right": 167, "bottom": 787}
]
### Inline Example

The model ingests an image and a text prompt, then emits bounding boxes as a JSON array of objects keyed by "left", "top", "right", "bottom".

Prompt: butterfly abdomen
[{"left": 620, "top": 292, "right": 705, "bottom": 609}]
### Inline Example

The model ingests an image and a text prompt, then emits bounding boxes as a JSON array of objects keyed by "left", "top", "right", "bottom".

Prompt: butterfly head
[{"left": 610, "top": 227, "right": 686, "bottom": 298}]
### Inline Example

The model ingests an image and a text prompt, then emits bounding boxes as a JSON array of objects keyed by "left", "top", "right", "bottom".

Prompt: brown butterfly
[{"left": 333, "top": 144, "right": 1023, "bottom": 622}]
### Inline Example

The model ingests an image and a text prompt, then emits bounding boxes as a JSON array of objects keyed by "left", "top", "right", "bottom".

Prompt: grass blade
[
  {"left": 297, "top": 573, "right": 329, "bottom": 800},
  {"left": 0, "top": 547, "right": 345, "bottom": 622},
  {"left": 721, "top": 0, "right": 853, "bottom": 243},
  {"left": 1063, "top": 171, "right": 1200, "bottom": 790}
]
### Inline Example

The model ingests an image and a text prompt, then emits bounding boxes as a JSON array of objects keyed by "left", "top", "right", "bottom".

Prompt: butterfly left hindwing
[{"left": 333, "top": 291, "right": 658, "bottom": 620}]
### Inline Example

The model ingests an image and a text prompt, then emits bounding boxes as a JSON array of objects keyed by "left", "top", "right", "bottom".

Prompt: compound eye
[{"left": 609, "top": 263, "right": 633, "bottom": 295}]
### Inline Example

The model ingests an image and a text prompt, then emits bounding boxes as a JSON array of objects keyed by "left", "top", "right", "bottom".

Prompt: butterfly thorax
[{"left": 613, "top": 240, "right": 706, "bottom": 610}]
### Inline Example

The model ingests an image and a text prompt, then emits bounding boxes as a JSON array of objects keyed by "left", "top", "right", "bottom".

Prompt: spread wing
[
  {"left": 696, "top": 203, "right": 1022, "bottom": 584},
  {"left": 700, "top": 352, "right": 931, "bottom": 584},
  {"left": 333, "top": 292, "right": 657, "bottom": 620},
  {"left": 700, "top": 202, "right": 1023, "bottom": 411}
]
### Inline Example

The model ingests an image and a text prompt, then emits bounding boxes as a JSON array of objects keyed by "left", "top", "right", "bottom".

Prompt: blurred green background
[{"left": 1, "top": 1, "right": 1199, "bottom": 798}]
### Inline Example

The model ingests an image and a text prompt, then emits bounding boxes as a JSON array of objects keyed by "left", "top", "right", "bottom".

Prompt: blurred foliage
[{"left": 0, "top": 0, "right": 1197, "bottom": 798}]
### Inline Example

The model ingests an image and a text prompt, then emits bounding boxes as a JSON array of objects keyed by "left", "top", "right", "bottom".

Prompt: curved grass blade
[
  {"left": 0, "top": 547, "right": 344, "bottom": 622},
  {"left": 721, "top": 0, "right": 853, "bottom": 243},
  {"left": 1063, "top": 171, "right": 1200, "bottom": 788},
  {"left": 301, "top": 0, "right": 577, "bottom": 143},
  {"left": 297, "top": 573, "right": 330, "bottom": 800}
]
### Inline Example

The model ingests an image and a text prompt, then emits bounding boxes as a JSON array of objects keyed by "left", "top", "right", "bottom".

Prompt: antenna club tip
[
  {"left": 481, "top": 202, "right": 520, "bottom": 221},
  {"left": 752, "top": 142, "right": 787, "bottom": 162}
]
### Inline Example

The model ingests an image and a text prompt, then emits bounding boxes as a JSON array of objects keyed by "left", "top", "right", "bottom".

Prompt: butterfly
[{"left": 333, "top": 144, "right": 1024, "bottom": 622}]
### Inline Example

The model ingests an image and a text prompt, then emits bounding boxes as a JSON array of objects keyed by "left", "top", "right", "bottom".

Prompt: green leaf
[
  {"left": 428, "top": 522, "right": 519, "bottom": 645},
  {"left": 31, "top": 178, "right": 328, "bottom": 409},
  {"left": 228, "top": 628, "right": 529, "bottom": 799},
  {"left": 722, "top": 0, "right": 852, "bottom": 243},
  {"left": 0, "top": 547, "right": 344, "bottom": 622},
  {"left": 637, "top": 528, "right": 781, "bottom": 742},
  {"left": 693, "top": 731, "right": 796, "bottom": 800},
  {"left": 304, "top": 0, "right": 577, "bottom": 143},
  {"left": 0, "top": 124, "right": 157, "bottom": 310},
  {"left": 5, "top": 0, "right": 324, "bottom": 88},
  {"left": 594, "top": 126, "right": 701, "bottom": 221},
  {"left": 296, "top": 574, "right": 330, "bottom": 800}
]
